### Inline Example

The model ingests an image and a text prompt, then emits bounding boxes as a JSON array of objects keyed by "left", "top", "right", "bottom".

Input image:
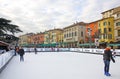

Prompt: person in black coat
[
  {"left": 34, "top": 47, "right": 37, "bottom": 54},
  {"left": 103, "top": 47, "right": 115, "bottom": 76},
  {"left": 18, "top": 47, "right": 25, "bottom": 62}
]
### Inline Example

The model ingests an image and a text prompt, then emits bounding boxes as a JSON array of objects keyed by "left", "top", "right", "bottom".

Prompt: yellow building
[
  {"left": 44, "top": 29, "right": 63, "bottom": 47},
  {"left": 98, "top": 17, "right": 115, "bottom": 43},
  {"left": 101, "top": 6, "right": 120, "bottom": 42},
  {"left": 58, "top": 32, "right": 64, "bottom": 47},
  {"left": 18, "top": 33, "right": 34, "bottom": 46}
]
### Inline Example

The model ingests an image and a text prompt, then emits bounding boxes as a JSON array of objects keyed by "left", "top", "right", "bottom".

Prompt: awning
[
  {"left": 21, "top": 44, "right": 35, "bottom": 47},
  {"left": 108, "top": 44, "right": 120, "bottom": 46},
  {"left": 79, "top": 43, "right": 95, "bottom": 46}
]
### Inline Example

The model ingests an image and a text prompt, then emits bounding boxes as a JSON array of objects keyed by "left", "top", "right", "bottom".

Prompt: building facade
[
  {"left": 98, "top": 17, "right": 115, "bottom": 43},
  {"left": 58, "top": 31, "right": 64, "bottom": 47},
  {"left": 30, "top": 33, "right": 44, "bottom": 44},
  {"left": 101, "top": 8, "right": 114, "bottom": 19},
  {"left": 113, "top": 6, "right": 120, "bottom": 42},
  {"left": 44, "top": 29, "right": 63, "bottom": 47},
  {"left": 101, "top": 6, "right": 120, "bottom": 42},
  {"left": 19, "top": 33, "right": 34, "bottom": 46},
  {"left": 85, "top": 21, "right": 99, "bottom": 43},
  {"left": 63, "top": 22, "right": 86, "bottom": 48}
]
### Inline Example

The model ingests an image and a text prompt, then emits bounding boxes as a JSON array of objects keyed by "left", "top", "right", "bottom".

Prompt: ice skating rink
[{"left": 0, "top": 52, "right": 120, "bottom": 79}]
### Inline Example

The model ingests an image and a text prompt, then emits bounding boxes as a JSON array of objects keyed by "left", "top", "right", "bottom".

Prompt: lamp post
[{"left": 87, "top": 27, "right": 92, "bottom": 48}]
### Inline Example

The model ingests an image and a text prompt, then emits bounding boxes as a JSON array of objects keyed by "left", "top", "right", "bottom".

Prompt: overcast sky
[{"left": 0, "top": 0, "right": 120, "bottom": 36}]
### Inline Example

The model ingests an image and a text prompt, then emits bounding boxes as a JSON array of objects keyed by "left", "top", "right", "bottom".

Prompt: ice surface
[{"left": 0, "top": 52, "right": 120, "bottom": 79}]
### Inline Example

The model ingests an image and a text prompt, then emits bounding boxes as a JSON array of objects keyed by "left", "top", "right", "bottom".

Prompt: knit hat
[{"left": 105, "top": 47, "right": 111, "bottom": 50}]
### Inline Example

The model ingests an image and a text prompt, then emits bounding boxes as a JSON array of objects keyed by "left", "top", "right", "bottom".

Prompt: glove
[{"left": 112, "top": 59, "right": 115, "bottom": 63}]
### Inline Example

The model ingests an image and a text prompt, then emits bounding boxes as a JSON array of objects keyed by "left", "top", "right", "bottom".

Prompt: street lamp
[{"left": 87, "top": 27, "right": 92, "bottom": 48}]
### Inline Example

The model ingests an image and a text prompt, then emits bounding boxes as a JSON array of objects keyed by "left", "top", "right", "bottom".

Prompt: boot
[{"left": 105, "top": 72, "right": 111, "bottom": 76}]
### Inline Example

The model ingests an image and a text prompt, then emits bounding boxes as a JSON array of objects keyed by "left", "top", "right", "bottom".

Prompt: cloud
[{"left": 0, "top": 0, "right": 120, "bottom": 36}]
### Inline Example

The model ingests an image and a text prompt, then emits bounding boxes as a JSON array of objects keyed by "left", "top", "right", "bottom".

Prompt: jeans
[{"left": 104, "top": 60, "right": 110, "bottom": 73}]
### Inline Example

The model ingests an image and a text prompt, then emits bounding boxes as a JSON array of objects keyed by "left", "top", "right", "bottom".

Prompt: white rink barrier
[
  {"left": 23, "top": 48, "right": 120, "bottom": 55},
  {"left": 23, "top": 48, "right": 70, "bottom": 52},
  {"left": 70, "top": 48, "right": 120, "bottom": 55},
  {"left": 0, "top": 50, "right": 14, "bottom": 72}
]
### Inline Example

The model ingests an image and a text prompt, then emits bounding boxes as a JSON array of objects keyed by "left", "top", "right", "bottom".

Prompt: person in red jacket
[{"left": 103, "top": 47, "right": 115, "bottom": 76}]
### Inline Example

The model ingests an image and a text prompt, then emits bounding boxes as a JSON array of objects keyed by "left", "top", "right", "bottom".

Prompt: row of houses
[{"left": 19, "top": 6, "right": 120, "bottom": 48}]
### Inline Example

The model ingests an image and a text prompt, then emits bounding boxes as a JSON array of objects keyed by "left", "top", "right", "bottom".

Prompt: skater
[
  {"left": 103, "top": 47, "right": 115, "bottom": 76},
  {"left": 34, "top": 47, "right": 37, "bottom": 54},
  {"left": 18, "top": 46, "right": 25, "bottom": 62},
  {"left": 14, "top": 46, "right": 19, "bottom": 56}
]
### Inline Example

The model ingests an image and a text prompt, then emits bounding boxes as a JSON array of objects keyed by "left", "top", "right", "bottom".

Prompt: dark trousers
[
  {"left": 35, "top": 51, "right": 37, "bottom": 54},
  {"left": 20, "top": 56, "right": 24, "bottom": 61},
  {"left": 14, "top": 50, "right": 17, "bottom": 56},
  {"left": 104, "top": 60, "right": 110, "bottom": 73}
]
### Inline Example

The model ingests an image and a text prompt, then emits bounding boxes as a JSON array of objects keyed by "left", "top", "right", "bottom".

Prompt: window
[
  {"left": 99, "top": 35, "right": 101, "bottom": 39},
  {"left": 74, "top": 27, "right": 76, "bottom": 30},
  {"left": 69, "top": 29, "right": 71, "bottom": 31},
  {"left": 68, "top": 33, "right": 69, "bottom": 37},
  {"left": 69, "top": 33, "right": 71, "bottom": 37},
  {"left": 99, "top": 23, "right": 100, "bottom": 27},
  {"left": 103, "top": 22, "right": 107, "bottom": 26},
  {"left": 108, "top": 28, "right": 112, "bottom": 32},
  {"left": 72, "top": 28, "right": 73, "bottom": 31},
  {"left": 69, "top": 33, "right": 70, "bottom": 37},
  {"left": 104, "top": 28, "right": 107, "bottom": 33},
  {"left": 75, "top": 32, "right": 77, "bottom": 36},
  {"left": 118, "top": 30, "right": 120, "bottom": 36},
  {"left": 117, "top": 13, "right": 120, "bottom": 17},
  {"left": 116, "top": 22, "right": 120, "bottom": 26},
  {"left": 98, "top": 29, "right": 101, "bottom": 34},
  {"left": 103, "top": 34, "right": 107, "bottom": 39},
  {"left": 80, "top": 26, "right": 83, "bottom": 28},
  {"left": 108, "top": 34, "right": 112, "bottom": 39},
  {"left": 108, "top": 22, "right": 110, "bottom": 26},
  {"left": 103, "top": 34, "right": 105, "bottom": 39},
  {"left": 67, "top": 33, "right": 68, "bottom": 37},
  {"left": 94, "top": 25, "right": 96, "bottom": 28},
  {"left": 81, "top": 31, "right": 83, "bottom": 37},
  {"left": 72, "top": 32, "right": 73, "bottom": 37}
]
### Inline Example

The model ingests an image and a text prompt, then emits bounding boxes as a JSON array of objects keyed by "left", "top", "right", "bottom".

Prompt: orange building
[
  {"left": 39, "top": 33, "right": 44, "bottom": 44},
  {"left": 30, "top": 33, "right": 44, "bottom": 44},
  {"left": 85, "top": 21, "right": 99, "bottom": 43}
]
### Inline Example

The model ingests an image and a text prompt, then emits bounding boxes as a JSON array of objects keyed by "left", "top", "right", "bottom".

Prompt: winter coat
[
  {"left": 103, "top": 48, "right": 115, "bottom": 62},
  {"left": 18, "top": 49, "right": 25, "bottom": 56}
]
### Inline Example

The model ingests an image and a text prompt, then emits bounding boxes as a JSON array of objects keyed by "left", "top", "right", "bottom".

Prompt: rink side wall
[
  {"left": 0, "top": 48, "right": 120, "bottom": 73},
  {"left": 23, "top": 48, "right": 120, "bottom": 56},
  {"left": 0, "top": 50, "right": 14, "bottom": 73}
]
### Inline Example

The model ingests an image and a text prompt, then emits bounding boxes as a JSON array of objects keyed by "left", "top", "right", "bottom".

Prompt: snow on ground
[{"left": 0, "top": 52, "right": 120, "bottom": 79}]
